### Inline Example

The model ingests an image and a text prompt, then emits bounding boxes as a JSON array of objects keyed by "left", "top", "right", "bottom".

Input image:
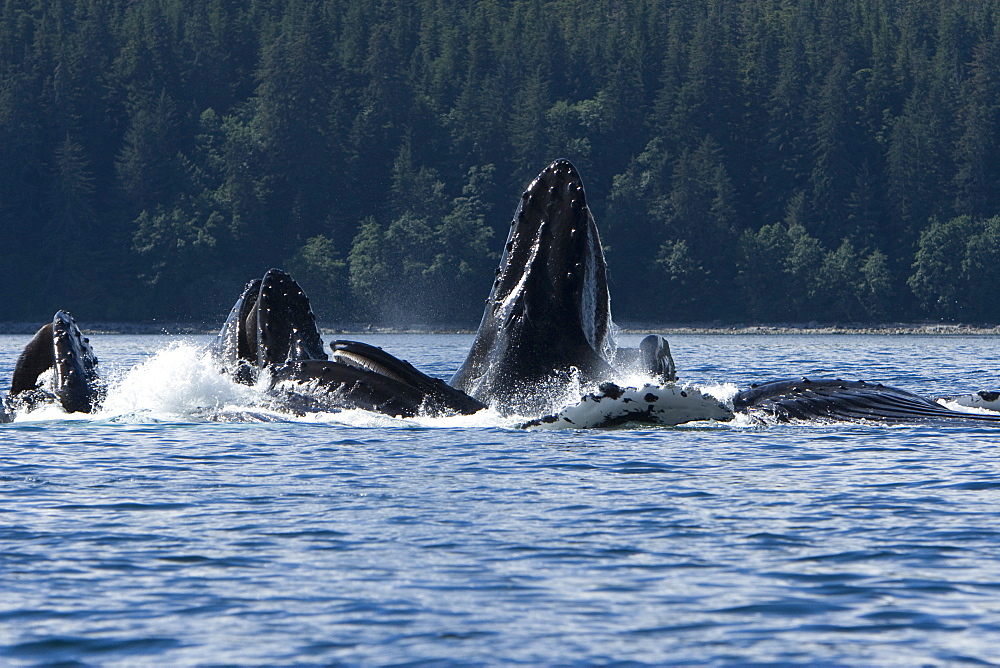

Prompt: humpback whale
[
  {"left": 213, "top": 268, "right": 328, "bottom": 384},
  {"left": 213, "top": 268, "right": 484, "bottom": 417},
  {"left": 450, "top": 159, "right": 674, "bottom": 414},
  {"left": 733, "top": 378, "right": 1000, "bottom": 424},
  {"left": 1, "top": 270, "right": 483, "bottom": 422},
  {"left": 2, "top": 311, "right": 104, "bottom": 421},
  {"left": 4, "top": 158, "right": 1000, "bottom": 428}
]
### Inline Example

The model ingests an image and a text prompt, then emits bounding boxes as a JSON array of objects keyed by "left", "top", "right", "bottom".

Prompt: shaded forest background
[{"left": 3, "top": 0, "right": 1000, "bottom": 326}]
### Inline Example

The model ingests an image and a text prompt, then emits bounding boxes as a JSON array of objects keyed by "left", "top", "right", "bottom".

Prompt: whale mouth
[
  {"left": 494, "top": 159, "right": 612, "bottom": 357},
  {"left": 213, "top": 268, "right": 328, "bottom": 383},
  {"left": 733, "top": 378, "right": 1000, "bottom": 424},
  {"left": 451, "top": 159, "right": 617, "bottom": 414},
  {"left": 209, "top": 270, "right": 485, "bottom": 418},
  {"left": 5, "top": 311, "right": 103, "bottom": 416}
]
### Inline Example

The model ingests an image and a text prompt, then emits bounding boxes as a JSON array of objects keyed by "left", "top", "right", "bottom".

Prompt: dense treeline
[{"left": 3, "top": 0, "right": 1000, "bottom": 325}]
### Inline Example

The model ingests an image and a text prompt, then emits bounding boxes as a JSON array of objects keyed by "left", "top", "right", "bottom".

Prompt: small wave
[
  {"left": 5, "top": 635, "right": 182, "bottom": 660},
  {"left": 10, "top": 403, "right": 92, "bottom": 424}
]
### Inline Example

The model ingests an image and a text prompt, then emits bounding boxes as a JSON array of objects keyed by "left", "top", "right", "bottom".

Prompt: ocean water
[{"left": 3, "top": 332, "right": 1000, "bottom": 666}]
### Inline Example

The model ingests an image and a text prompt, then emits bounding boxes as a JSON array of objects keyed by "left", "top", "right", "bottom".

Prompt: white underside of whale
[
  {"left": 938, "top": 391, "right": 1000, "bottom": 413},
  {"left": 522, "top": 383, "right": 734, "bottom": 429}
]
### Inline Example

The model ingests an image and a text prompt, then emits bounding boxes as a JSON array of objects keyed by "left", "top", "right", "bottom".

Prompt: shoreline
[{"left": 3, "top": 322, "right": 1000, "bottom": 336}]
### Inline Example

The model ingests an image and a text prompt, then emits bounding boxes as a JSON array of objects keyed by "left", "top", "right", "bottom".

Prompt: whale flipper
[
  {"left": 451, "top": 159, "right": 617, "bottom": 414},
  {"left": 639, "top": 335, "right": 678, "bottom": 383},
  {"left": 6, "top": 311, "right": 103, "bottom": 417},
  {"left": 613, "top": 335, "right": 678, "bottom": 383},
  {"left": 734, "top": 378, "right": 1000, "bottom": 424}
]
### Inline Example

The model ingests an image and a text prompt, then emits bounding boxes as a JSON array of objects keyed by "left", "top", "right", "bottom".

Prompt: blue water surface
[{"left": 2, "top": 333, "right": 1000, "bottom": 666}]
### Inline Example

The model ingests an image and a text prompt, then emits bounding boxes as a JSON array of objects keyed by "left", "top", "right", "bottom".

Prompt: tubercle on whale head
[
  {"left": 254, "top": 269, "right": 326, "bottom": 367},
  {"left": 51, "top": 310, "right": 103, "bottom": 413}
]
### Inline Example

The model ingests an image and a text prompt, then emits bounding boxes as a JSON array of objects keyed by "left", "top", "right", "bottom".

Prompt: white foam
[
  {"left": 6, "top": 338, "right": 750, "bottom": 430},
  {"left": 937, "top": 397, "right": 1000, "bottom": 416},
  {"left": 98, "top": 343, "right": 262, "bottom": 421},
  {"left": 11, "top": 402, "right": 92, "bottom": 423},
  {"left": 700, "top": 382, "right": 741, "bottom": 405}
]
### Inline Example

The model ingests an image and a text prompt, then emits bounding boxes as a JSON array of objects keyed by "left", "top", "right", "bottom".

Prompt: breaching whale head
[
  {"left": 5, "top": 310, "right": 103, "bottom": 416},
  {"left": 214, "top": 268, "right": 328, "bottom": 383},
  {"left": 451, "top": 159, "right": 617, "bottom": 414},
  {"left": 214, "top": 269, "right": 484, "bottom": 417}
]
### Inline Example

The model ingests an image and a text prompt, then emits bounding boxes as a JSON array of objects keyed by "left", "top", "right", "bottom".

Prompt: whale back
[
  {"left": 451, "top": 159, "right": 616, "bottom": 414},
  {"left": 734, "top": 378, "right": 1000, "bottom": 423}
]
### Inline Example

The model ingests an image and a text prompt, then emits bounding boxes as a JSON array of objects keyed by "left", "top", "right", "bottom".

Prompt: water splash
[
  {"left": 99, "top": 343, "right": 262, "bottom": 421},
  {"left": 6, "top": 338, "right": 747, "bottom": 430}
]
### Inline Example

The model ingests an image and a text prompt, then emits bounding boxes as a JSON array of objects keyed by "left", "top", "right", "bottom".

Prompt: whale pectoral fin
[
  {"left": 639, "top": 335, "right": 677, "bottom": 382},
  {"left": 612, "top": 335, "right": 677, "bottom": 383}
]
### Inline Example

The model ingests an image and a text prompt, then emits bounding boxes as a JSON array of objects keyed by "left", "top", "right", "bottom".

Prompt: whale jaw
[
  {"left": 6, "top": 311, "right": 103, "bottom": 415},
  {"left": 451, "top": 159, "right": 616, "bottom": 414},
  {"left": 734, "top": 378, "right": 1000, "bottom": 424}
]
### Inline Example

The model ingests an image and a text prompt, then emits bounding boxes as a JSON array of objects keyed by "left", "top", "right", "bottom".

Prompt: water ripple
[{"left": 3, "top": 334, "right": 1000, "bottom": 665}]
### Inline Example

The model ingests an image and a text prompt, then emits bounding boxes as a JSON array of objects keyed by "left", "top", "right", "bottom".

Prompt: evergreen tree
[
  {"left": 657, "top": 136, "right": 740, "bottom": 319},
  {"left": 3, "top": 0, "right": 1000, "bottom": 323},
  {"left": 907, "top": 215, "right": 975, "bottom": 319}
]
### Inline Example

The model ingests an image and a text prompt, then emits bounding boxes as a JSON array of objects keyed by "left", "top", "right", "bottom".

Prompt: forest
[{"left": 3, "top": 0, "right": 1000, "bottom": 326}]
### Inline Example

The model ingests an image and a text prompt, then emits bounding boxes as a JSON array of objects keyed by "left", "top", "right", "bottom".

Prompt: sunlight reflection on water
[{"left": 2, "top": 333, "right": 1000, "bottom": 665}]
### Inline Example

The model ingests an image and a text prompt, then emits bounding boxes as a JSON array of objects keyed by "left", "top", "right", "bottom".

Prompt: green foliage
[
  {"left": 858, "top": 250, "right": 895, "bottom": 320},
  {"left": 909, "top": 215, "right": 1000, "bottom": 321},
  {"left": 348, "top": 163, "right": 495, "bottom": 325},
  {"left": 285, "top": 235, "right": 350, "bottom": 322},
  {"left": 737, "top": 222, "right": 793, "bottom": 321},
  {"left": 5, "top": 0, "right": 1000, "bottom": 324},
  {"left": 816, "top": 240, "right": 862, "bottom": 321},
  {"left": 908, "top": 215, "right": 976, "bottom": 318},
  {"left": 132, "top": 206, "right": 222, "bottom": 318}
]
